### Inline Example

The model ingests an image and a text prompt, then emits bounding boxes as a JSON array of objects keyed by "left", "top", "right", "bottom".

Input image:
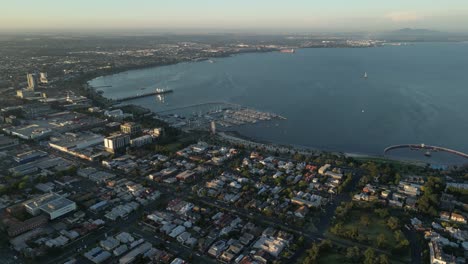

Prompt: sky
[{"left": 1, "top": 0, "right": 468, "bottom": 33}]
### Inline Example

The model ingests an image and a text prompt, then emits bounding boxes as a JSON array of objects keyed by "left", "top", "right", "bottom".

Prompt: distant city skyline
[{"left": 2, "top": 0, "right": 468, "bottom": 33}]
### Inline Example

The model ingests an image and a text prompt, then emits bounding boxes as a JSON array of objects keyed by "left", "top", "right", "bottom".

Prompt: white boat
[{"left": 363, "top": 72, "right": 368, "bottom": 79}]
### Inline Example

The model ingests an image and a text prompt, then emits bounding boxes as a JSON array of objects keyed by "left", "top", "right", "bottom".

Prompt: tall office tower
[
  {"left": 39, "top": 72, "right": 48, "bottom": 84},
  {"left": 27, "top": 73, "right": 38, "bottom": 90},
  {"left": 210, "top": 121, "right": 216, "bottom": 135},
  {"left": 104, "top": 133, "right": 130, "bottom": 153}
]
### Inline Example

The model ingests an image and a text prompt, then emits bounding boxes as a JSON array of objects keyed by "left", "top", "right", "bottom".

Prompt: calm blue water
[{"left": 89, "top": 43, "right": 468, "bottom": 164}]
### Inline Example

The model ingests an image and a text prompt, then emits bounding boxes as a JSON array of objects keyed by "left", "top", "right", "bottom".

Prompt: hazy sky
[{"left": 1, "top": 0, "right": 468, "bottom": 32}]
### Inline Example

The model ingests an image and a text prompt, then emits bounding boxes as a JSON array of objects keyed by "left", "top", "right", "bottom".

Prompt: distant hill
[
  {"left": 392, "top": 28, "right": 441, "bottom": 35},
  {"left": 375, "top": 28, "right": 467, "bottom": 42}
]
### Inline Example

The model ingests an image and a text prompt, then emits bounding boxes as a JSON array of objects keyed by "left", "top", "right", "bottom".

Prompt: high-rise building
[
  {"left": 120, "top": 122, "right": 141, "bottom": 136},
  {"left": 104, "top": 133, "right": 130, "bottom": 153},
  {"left": 130, "top": 135, "right": 153, "bottom": 147},
  {"left": 210, "top": 121, "right": 216, "bottom": 134},
  {"left": 39, "top": 72, "right": 48, "bottom": 84},
  {"left": 26, "top": 73, "right": 39, "bottom": 90}
]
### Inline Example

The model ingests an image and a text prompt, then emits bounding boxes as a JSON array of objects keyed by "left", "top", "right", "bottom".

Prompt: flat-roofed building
[
  {"left": 49, "top": 132, "right": 104, "bottom": 151},
  {"left": 175, "top": 170, "right": 196, "bottom": 182},
  {"left": 40, "top": 72, "right": 48, "bottom": 84},
  {"left": 120, "top": 122, "right": 141, "bottom": 135},
  {"left": 0, "top": 135, "right": 19, "bottom": 150},
  {"left": 104, "top": 133, "right": 130, "bottom": 153},
  {"left": 27, "top": 73, "right": 39, "bottom": 90},
  {"left": 23, "top": 193, "right": 77, "bottom": 220},
  {"left": 16, "top": 89, "right": 40, "bottom": 99},
  {"left": 4, "top": 124, "right": 52, "bottom": 140},
  {"left": 119, "top": 242, "right": 152, "bottom": 264},
  {"left": 14, "top": 150, "right": 48, "bottom": 164},
  {"left": 6, "top": 215, "right": 48, "bottom": 237},
  {"left": 130, "top": 135, "right": 153, "bottom": 147},
  {"left": 318, "top": 164, "right": 331, "bottom": 175}
]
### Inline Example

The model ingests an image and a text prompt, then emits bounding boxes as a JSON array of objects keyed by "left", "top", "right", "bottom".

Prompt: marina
[{"left": 155, "top": 102, "right": 286, "bottom": 131}]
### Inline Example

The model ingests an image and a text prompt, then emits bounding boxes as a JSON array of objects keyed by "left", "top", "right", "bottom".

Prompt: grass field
[
  {"left": 325, "top": 206, "right": 411, "bottom": 263},
  {"left": 318, "top": 252, "right": 349, "bottom": 264},
  {"left": 342, "top": 210, "right": 397, "bottom": 248},
  {"left": 318, "top": 250, "right": 408, "bottom": 264}
]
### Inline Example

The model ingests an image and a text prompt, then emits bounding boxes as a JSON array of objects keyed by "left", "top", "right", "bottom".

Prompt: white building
[
  {"left": 49, "top": 132, "right": 104, "bottom": 152},
  {"left": 130, "top": 135, "right": 153, "bottom": 147},
  {"left": 23, "top": 193, "right": 77, "bottom": 220},
  {"left": 252, "top": 235, "right": 287, "bottom": 258},
  {"left": 104, "top": 133, "right": 130, "bottom": 153},
  {"left": 104, "top": 109, "right": 124, "bottom": 118},
  {"left": 318, "top": 164, "right": 331, "bottom": 175},
  {"left": 40, "top": 72, "right": 48, "bottom": 84},
  {"left": 429, "top": 241, "right": 456, "bottom": 264},
  {"left": 399, "top": 181, "right": 422, "bottom": 196},
  {"left": 119, "top": 242, "right": 152, "bottom": 264},
  {"left": 27, "top": 73, "right": 38, "bottom": 90}
]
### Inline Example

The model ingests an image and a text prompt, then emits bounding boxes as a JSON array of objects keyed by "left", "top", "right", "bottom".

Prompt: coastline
[
  {"left": 86, "top": 48, "right": 280, "bottom": 88},
  {"left": 86, "top": 44, "right": 384, "bottom": 89},
  {"left": 217, "top": 131, "right": 428, "bottom": 166}
]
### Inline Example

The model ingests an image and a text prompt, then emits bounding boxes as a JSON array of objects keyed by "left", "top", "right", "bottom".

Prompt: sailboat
[{"left": 363, "top": 72, "right": 368, "bottom": 79}]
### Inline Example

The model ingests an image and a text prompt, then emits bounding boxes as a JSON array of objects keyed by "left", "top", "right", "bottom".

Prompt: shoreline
[
  {"left": 217, "top": 131, "right": 431, "bottom": 166},
  {"left": 87, "top": 48, "right": 280, "bottom": 88},
  {"left": 86, "top": 44, "right": 385, "bottom": 87}
]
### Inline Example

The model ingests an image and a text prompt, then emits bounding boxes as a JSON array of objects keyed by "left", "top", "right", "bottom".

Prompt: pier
[
  {"left": 384, "top": 144, "right": 468, "bottom": 160},
  {"left": 114, "top": 89, "right": 173, "bottom": 102},
  {"left": 155, "top": 101, "right": 242, "bottom": 114}
]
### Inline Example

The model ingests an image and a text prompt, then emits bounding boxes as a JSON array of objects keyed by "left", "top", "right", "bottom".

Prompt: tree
[
  {"left": 319, "top": 239, "right": 332, "bottom": 251},
  {"left": 303, "top": 243, "right": 320, "bottom": 264},
  {"left": 376, "top": 233, "right": 386, "bottom": 248},
  {"left": 346, "top": 246, "right": 361, "bottom": 262},
  {"left": 293, "top": 152, "right": 305, "bottom": 162},
  {"left": 394, "top": 173, "right": 401, "bottom": 184},
  {"left": 349, "top": 226, "right": 359, "bottom": 239},
  {"left": 363, "top": 248, "right": 375, "bottom": 264},
  {"left": 393, "top": 230, "right": 409, "bottom": 250},
  {"left": 0, "top": 185, "right": 7, "bottom": 195},
  {"left": 365, "top": 162, "right": 379, "bottom": 177},
  {"left": 374, "top": 208, "right": 389, "bottom": 218},
  {"left": 263, "top": 207, "right": 274, "bottom": 217},
  {"left": 360, "top": 215, "right": 370, "bottom": 227},
  {"left": 417, "top": 176, "right": 445, "bottom": 216},
  {"left": 297, "top": 236, "right": 305, "bottom": 246},
  {"left": 398, "top": 238, "right": 410, "bottom": 248},
  {"left": 379, "top": 254, "right": 390, "bottom": 264},
  {"left": 274, "top": 177, "right": 285, "bottom": 186},
  {"left": 394, "top": 230, "right": 404, "bottom": 242},
  {"left": 18, "top": 181, "right": 28, "bottom": 190},
  {"left": 330, "top": 223, "right": 343, "bottom": 235},
  {"left": 387, "top": 216, "right": 399, "bottom": 230}
]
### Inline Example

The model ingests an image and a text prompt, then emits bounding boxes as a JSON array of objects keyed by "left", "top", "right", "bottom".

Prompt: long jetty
[
  {"left": 384, "top": 144, "right": 468, "bottom": 160},
  {"left": 155, "top": 101, "right": 242, "bottom": 114},
  {"left": 114, "top": 89, "right": 173, "bottom": 102}
]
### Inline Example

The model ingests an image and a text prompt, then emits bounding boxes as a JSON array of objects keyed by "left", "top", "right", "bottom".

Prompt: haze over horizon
[{"left": 2, "top": 0, "right": 468, "bottom": 33}]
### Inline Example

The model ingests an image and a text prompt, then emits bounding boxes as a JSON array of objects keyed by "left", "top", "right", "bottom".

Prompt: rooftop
[{"left": 24, "top": 193, "right": 75, "bottom": 213}]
